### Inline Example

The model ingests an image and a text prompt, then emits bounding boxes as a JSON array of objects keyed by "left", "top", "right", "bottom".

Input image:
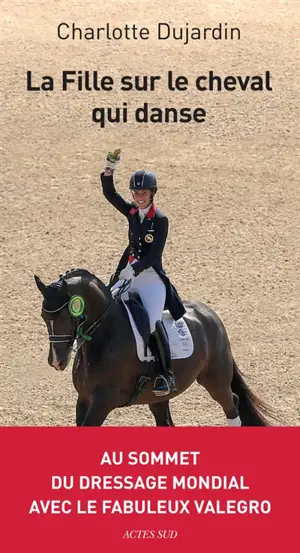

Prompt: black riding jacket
[
  {"left": 100, "top": 172, "right": 186, "bottom": 320},
  {"left": 100, "top": 172, "right": 168, "bottom": 276}
]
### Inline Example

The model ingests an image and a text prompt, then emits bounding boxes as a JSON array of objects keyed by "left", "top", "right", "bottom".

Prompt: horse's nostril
[{"left": 51, "top": 360, "right": 64, "bottom": 370}]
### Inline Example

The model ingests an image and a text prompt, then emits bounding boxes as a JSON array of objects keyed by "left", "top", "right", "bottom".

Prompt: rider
[{"left": 100, "top": 149, "right": 186, "bottom": 396}]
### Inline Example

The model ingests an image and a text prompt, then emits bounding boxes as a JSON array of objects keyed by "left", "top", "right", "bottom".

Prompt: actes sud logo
[{"left": 123, "top": 529, "right": 178, "bottom": 539}]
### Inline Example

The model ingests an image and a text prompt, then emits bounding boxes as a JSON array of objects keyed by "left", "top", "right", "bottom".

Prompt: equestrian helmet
[{"left": 129, "top": 170, "right": 157, "bottom": 194}]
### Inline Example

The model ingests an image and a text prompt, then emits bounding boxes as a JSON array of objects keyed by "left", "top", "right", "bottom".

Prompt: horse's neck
[
  {"left": 86, "top": 280, "right": 110, "bottom": 321},
  {"left": 67, "top": 275, "right": 110, "bottom": 323}
]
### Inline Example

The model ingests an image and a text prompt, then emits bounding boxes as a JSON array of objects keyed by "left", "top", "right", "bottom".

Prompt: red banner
[{"left": 0, "top": 428, "right": 298, "bottom": 552}]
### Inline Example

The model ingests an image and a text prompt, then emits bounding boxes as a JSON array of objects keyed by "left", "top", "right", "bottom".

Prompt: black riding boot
[{"left": 150, "top": 321, "right": 176, "bottom": 396}]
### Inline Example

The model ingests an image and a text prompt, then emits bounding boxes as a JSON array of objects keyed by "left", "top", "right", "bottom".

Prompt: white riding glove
[
  {"left": 119, "top": 264, "right": 136, "bottom": 282},
  {"left": 105, "top": 148, "right": 121, "bottom": 172}
]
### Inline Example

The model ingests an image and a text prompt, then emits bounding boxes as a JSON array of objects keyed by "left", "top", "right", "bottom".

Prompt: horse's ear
[{"left": 34, "top": 275, "right": 46, "bottom": 295}]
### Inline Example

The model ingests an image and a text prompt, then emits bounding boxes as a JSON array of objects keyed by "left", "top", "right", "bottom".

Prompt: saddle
[{"left": 119, "top": 291, "right": 194, "bottom": 363}]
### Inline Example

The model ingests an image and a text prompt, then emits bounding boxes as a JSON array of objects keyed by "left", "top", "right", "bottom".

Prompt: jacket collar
[
  {"left": 129, "top": 203, "right": 156, "bottom": 219},
  {"left": 146, "top": 203, "right": 156, "bottom": 219}
]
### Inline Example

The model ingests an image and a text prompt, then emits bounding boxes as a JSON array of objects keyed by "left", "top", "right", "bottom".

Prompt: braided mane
[{"left": 57, "top": 268, "right": 107, "bottom": 291}]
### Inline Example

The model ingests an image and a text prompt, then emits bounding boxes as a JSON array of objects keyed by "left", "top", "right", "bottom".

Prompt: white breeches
[{"left": 114, "top": 267, "right": 166, "bottom": 333}]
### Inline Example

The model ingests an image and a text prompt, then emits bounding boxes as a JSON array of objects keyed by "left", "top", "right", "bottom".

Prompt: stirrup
[{"left": 153, "top": 374, "right": 176, "bottom": 397}]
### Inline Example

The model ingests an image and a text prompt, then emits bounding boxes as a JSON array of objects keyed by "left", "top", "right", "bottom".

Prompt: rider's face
[{"left": 133, "top": 189, "right": 152, "bottom": 208}]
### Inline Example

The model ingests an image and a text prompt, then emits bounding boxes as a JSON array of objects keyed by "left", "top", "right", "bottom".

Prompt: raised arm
[{"left": 100, "top": 171, "right": 132, "bottom": 217}]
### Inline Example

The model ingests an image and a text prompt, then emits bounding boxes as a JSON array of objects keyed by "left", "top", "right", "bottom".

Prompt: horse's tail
[{"left": 231, "top": 359, "right": 274, "bottom": 426}]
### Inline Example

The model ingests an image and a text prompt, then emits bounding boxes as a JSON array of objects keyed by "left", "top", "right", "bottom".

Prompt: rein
[{"left": 43, "top": 279, "right": 131, "bottom": 352}]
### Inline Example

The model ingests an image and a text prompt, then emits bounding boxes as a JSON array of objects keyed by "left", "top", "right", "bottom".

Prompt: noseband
[{"left": 42, "top": 301, "right": 75, "bottom": 345}]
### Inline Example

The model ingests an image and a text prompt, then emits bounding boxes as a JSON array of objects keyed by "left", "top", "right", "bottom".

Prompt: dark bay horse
[{"left": 34, "top": 268, "right": 273, "bottom": 427}]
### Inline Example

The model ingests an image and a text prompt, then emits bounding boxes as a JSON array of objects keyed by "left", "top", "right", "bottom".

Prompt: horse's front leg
[
  {"left": 81, "top": 390, "right": 113, "bottom": 427},
  {"left": 76, "top": 396, "right": 89, "bottom": 426}
]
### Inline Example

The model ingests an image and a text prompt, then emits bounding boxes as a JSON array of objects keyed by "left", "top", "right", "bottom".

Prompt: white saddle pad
[{"left": 122, "top": 300, "right": 194, "bottom": 362}]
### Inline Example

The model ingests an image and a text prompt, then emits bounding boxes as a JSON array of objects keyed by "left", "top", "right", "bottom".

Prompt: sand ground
[{"left": 0, "top": 0, "right": 299, "bottom": 426}]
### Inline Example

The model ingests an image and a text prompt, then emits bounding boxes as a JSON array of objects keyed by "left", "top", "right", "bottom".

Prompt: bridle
[
  {"left": 43, "top": 301, "right": 73, "bottom": 344},
  {"left": 42, "top": 280, "right": 131, "bottom": 353}
]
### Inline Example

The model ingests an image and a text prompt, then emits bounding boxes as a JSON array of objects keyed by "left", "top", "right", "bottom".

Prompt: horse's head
[
  {"left": 34, "top": 269, "right": 113, "bottom": 371},
  {"left": 34, "top": 275, "right": 78, "bottom": 370}
]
